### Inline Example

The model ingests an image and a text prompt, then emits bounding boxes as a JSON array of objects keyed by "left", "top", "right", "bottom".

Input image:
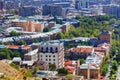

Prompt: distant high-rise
[
  {"left": 0, "top": 1, "right": 3, "bottom": 10},
  {"left": 19, "top": 6, "right": 37, "bottom": 17},
  {"left": 42, "top": 5, "right": 66, "bottom": 17},
  {"left": 75, "top": 0, "right": 89, "bottom": 10},
  {"left": 103, "top": 5, "right": 120, "bottom": 18}
]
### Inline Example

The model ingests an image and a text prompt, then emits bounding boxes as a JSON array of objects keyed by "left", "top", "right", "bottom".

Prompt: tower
[{"left": 75, "top": 0, "right": 89, "bottom": 10}]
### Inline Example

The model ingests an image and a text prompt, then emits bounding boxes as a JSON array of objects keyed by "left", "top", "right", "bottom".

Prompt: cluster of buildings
[
  {"left": 0, "top": 30, "right": 111, "bottom": 79},
  {"left": 0, "top": 16, "right": 80, "bottom": 43},
  {"left": 0, "top": 0, "right": 118, "bottom": 18}
]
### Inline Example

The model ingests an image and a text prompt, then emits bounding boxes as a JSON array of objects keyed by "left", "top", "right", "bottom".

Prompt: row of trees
[
  {"left": 0, "top": 48, "right": 20, "bottom": 60},
  {"left": 56, "top": 15, "right": 115, "bottom": 39}
]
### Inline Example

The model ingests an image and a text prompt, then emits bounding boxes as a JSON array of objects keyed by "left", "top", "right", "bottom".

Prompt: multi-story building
[
  {"left": 38, "top": 42, "right": 64, "bottom": 69},
  {"left": 103, "top": 4, "right": 120, "bottom": 18},
  {"left": 65, "top": 46, "right": 94, "bottom": 60},
  {"left": 95, "top": 43, "right": 111, "bottom": 56},
  {"left": 6, "top": 45, "right": 32, "bottom": 54},
  {"left": 42, "top": 5, "right": 66, "bottom": 17},
  {"left": 79, "top": 53, "right": 103, "bottom": 79},
  {"left": 0, "top": 1, "right": 3, "bottom": 10},
  {"left": 64, "top": 60, "right": 80, "bottom": 75},
  {"left": 4, "top": 1, "right": 19, "bottom": 10},
  {"left": 19, "top": 6, "right": 37, "bottom": 17},
  {"left": 80, "top": 64, "right": 100, "bottom": 79},
  {"left": 24, "top": 49, "right": 38, "bottom": 62},
  {"left": 75, "top": 0, "right": 89, "bottom": 10},
  {"left": 99, "top": 31, "right": 111, "bottom": 43},
  {"left": 11, "top": 20, "right": 45, "bottom": 32}
]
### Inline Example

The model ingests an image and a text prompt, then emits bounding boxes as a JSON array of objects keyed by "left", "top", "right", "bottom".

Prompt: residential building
[
  {"left": 4, "top": 1, "right": 19, "bottom": 10},
  {"left": 65, "top": 46, "right": 94, "bottom": 60},
  {"left": 99, "top": 31, "right": 111, "bottom": 43},
  {"left": 95, "top": 43, "right": 111, "bottom": 56},
  {"left": 42, "top": 5, "right": 66, "bottom": 17},
  {"left": 48, "top": 21, "right": 56, "bottom": 28},
  {"left": 103, "top": 4, "right": 120, "bottom": 18},
  {"left": 64, "top": 60, "right": 80, "bottom": 75},
  {"left": 39, "top": 42, "right": 64, "bottom": 69},
  {"left": 75, "top": 0, "right": 89, "bottom": 10},
  {"left": 80, "top": 64, "right": 100, "bottom": 79},
  {"left": 24, "top": 49, "right": 38, "bottom": 62},
  {"left": 0, "top": 1, "right": 3, "bottom": 10},
  {"left": 11, "top": 20, "right": 45, "bottom": 32},
  {"left": 60, "top": 22, "right": 71, "bottom": 32},
  {"left": 79, "top": 53, "right": 103, "bottom": 79},
  {"left": 6, "top": 45, "right": 32, "bottom": 54},
  {"left": 22, "top": 49, "right": 38, "bottom": 68},
  {"left": 12, "top": 57, "right": 22, "bottom": 65},
  {"left": 19, "top": 6, "right": 37, "bottom": 17}
]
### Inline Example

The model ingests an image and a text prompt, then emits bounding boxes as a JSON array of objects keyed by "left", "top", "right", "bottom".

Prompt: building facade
[
  {"left": 99, "top": 31, "right": 111, "bottom": 43},
  {"left": 42, "top": 5, "right": 66, "bottom": 17},
  {"left": 12, "top": 20, "right": 45, "bottom": 32},
  {"left": 75, "top": 0, "right": 89, "bottom": 10},
  {"left": 19, "top": 6, "right": 37, "bottom": 17},
  {"left": 39, "top": 42, "right": 64, "bottom": 69}
]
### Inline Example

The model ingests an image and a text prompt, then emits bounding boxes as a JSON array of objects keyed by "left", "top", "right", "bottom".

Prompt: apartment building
[
  {"left": 95, "top": 43, "right": 111, "bottom": 56},
  {"left": 11, "top": 20, "right": 45, "bottom": 32},
  {"left": 38, "top": 42, "right": 64, "bottom": 69},
  {"left": 24, "top": 49, "right": 38, "bottom": 62},
  {"left": 65, "top": 46, "right": 94, "bottom": 60},
  {"left": 99, "top": 31, "right": 111, "bottom": 43}
]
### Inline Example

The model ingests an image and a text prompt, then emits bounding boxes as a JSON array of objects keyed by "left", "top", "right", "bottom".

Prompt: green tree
[
  {"left": 43, "top": 27, "right": 51, "bottom": 32},
  {"left": 56, "top": 32, "right": 65, "bottom": 39},
  {"left": 80, "top": 58, "right": 84, "bottom": 65},
  {"left": 17, "top": 40, "right": 25, "bottom": 45},
  {"left": 33, "top": 66, "right": 39, "bottom": 74},
  {"left": 57, "top": 68, "right": 68, "bottom": 75},
  {"left": 33, "top": 38, "right": 39, "bottom": 43},
  {"left": 9, "top": 9, "right": 18, "bottom": 15},
  {"left": 10, "top": 31, "right": 19, "bottom": 36},
  {"left": 112, "top": 60, "right": 118, "bottom": 71}
]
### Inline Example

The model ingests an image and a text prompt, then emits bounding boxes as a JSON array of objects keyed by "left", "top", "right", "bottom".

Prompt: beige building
[
  {"left": 11, "top": 20, "right": 45, "bottom": 32},
  {"left": 39, "top": 42, "right": 64, "bottom": 69}
]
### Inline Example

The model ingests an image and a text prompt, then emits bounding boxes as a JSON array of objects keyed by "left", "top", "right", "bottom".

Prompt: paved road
[{"left": 116, "top": 66, "right": 120, "bottom": 80}]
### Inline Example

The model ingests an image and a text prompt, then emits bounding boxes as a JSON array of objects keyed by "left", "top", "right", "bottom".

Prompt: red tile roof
[
  {"left": 70, "top": 47, "right": 93, "bottom": 53},
  {"left": 6, "top": 45, "right": 31, "bottom": 50}
]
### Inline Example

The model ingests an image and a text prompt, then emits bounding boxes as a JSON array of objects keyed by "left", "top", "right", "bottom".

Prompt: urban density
[{"left": 0, "top": 0, "right": 120, "bottom": 80}]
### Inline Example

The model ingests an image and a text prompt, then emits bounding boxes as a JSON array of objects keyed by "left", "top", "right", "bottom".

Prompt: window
[
  {"left": 41, "top": 55, "right": 42, "bottom": 57},
  {"left": 53, "top": 55, "right": 55, "bottom": 57},
  {"left": 46, "top": 55, "right": 48, "bottom": 57},
  {"left": 50, "top": 47, "right": 53, "bottom": 52},
  {"left": 53, "top": 59, "right": 55, "bottom": 61},
  {"left": 41, "top": 47, "right": 43, "bottom": 52},
  {"left": 46, "top": 47, "right": 48, "bottom": 52},
  {"left": 46, "top": 59, "right": 48, "bottom": 61},
  {"left": 49, "top": 59, "right": 51, "bottom": 61},
  {"left": 49, "top": 55, "right": 51, "bottom": 57},
  {"left": 55, "top": 47, "right": 58, "bottom": 52}
]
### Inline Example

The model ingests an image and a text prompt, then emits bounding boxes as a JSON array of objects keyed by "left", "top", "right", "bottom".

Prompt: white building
[
  {"left": 24, "top": 49, "right": 38, "bottom": 62},
  {"left": 39, "top": 42, "right": 64, "bottom": 69}
]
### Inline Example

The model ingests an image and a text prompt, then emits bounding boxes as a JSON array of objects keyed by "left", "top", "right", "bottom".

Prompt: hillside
[{"left": 0, "top": 61, "right": 18, "bottom": 79}]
